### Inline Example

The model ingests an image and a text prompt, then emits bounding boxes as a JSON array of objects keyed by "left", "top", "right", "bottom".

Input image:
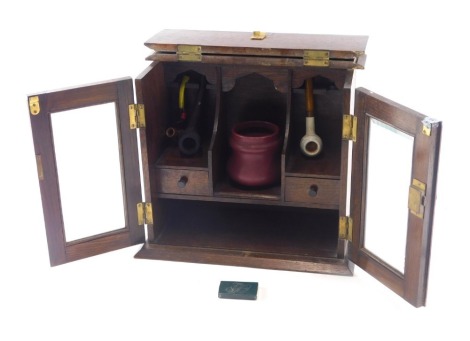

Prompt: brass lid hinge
[
  {"left": 137, "top": 202, "right": 153, "bottom": 226},
  {"left": 339, "top": 216, "right": 352, "bottom": 242},
  {"left": 129, "top": 104, "right": 146, "bottom": 129},
  {"left": 342, "top": 115, "right": 357, "bottom": 141},
  {"left": 177, "top": 45, "right": 202, "bottom": 62},
  {"left": 303, "top": 50, "right": 329, "bottom": 67},
  {"left": 408, "top": 179, "right": 426, "bottom": 218}
]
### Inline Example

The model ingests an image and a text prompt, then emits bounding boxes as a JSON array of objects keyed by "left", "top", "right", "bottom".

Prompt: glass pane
[
  {"left": 364, "top": 117, "right": 414, "bottom": 274},
  {"left": 51, "top": 103, "right": 126, "bottom": 242}
]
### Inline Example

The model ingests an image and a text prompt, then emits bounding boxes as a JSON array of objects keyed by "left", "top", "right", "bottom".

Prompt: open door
[
  {"left": 29, "top": 78, "right": 145, "bottom": 266},
  {"left": 349, "top": 88, "right": 441, "bottom": 307}
]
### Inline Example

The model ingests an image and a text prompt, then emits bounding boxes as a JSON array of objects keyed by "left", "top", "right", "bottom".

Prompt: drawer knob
[
  {"left": 308, "top": 184, "right": 318, "bottom": 197},
  {"left": 177, "top": 176, "right": 188, "bottom": 188}
]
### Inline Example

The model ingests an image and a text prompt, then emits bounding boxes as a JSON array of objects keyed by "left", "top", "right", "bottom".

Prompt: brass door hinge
[
  {"left": 303, "top": 50, "right": 330, "bottom": 67},
  {"left": 342, "top": 115, "right": 357, "bottom": 141},
  {"left": 137, "top": 202, "right": 153, "bottom": 225},
  {"left": 339, "top": 216, "right": 352, "bottom": 242},
  {"left": 408, "top": 178, "right": 426, "bottom": 218},
  {"left": 29, "top": 96, "right": 40, "bottom": 115},
  {"left": 129, "top": 104, "right": 146, "bottom": 129},
  {"left": 177, "top": 45, "right": 202, "bottom": 62}
]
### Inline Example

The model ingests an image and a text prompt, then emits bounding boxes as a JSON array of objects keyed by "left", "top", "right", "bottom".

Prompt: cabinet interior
[{"left": 141, "top": 61, "right": 350, "bottom": 263}]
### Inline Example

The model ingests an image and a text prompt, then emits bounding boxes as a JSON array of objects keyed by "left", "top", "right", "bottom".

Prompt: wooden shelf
[
  {"left": 155, "top": 199, "right": 339, "bottom": 259},
  {"left": 285, "top": 141, "right": 342, "bottom": 178},
  {"left": 214, "top": 177, "right": 281, "bottom": 201},
  {"left": 155, "top": 143, "right": 210, "bottom": 170}
]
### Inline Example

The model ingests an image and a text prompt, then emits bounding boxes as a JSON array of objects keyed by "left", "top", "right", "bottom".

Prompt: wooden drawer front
[
  {"left": 156, "top": 169, "right": 210, "bottom": 196},
  {"left": 285, "top": 177, "right": 340, "bottom": 207}
]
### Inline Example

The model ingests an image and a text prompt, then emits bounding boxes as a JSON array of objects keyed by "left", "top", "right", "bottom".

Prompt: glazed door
[
  {"left": 349, "top": 88, "right": 441, "bottom": 307},
  {"left": 29, "top": 78, "right": 145, "bottom": 266}
]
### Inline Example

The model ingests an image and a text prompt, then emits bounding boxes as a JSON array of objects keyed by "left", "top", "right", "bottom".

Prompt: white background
[{"left": 1, "top": 1, "right": 467, "bottom": 340}]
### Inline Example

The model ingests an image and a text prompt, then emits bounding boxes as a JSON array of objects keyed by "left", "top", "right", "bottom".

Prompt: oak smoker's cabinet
[{"left": 29, "top": 30, "right": 441, "bottom": 307}]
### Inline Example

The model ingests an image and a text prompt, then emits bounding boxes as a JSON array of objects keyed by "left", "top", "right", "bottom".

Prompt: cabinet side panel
[
  {"left": 116, "top": 80, "right": 145, "bottom": 244},
  {"left": 135, "top": 62, "right": 167, "bottom": 240},
  {"left": 338, "top": 70, "right": 354, "bottom": 258}
]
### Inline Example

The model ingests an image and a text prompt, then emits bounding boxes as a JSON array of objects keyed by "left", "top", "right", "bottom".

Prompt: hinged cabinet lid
[
  {"left": 349, "top": 88, "right": 441, "bottom": 307},
  {"left": 145, "top": 29, "right": 368, "bottom": 69},
  {"left": 28, "top": 78, "right": 145, "bottom": 266}
]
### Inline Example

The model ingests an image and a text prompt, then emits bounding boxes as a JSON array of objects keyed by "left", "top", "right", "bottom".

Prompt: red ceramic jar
[{"left": 227, "top": 121, "right": 281, "bottom": 187}]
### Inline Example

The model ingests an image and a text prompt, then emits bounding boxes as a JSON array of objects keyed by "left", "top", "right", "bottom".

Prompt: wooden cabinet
[{"left": 28, "top": 30, "right": 441, "bottom": 307}]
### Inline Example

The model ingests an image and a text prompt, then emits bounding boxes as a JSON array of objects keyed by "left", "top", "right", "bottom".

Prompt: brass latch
[
  {"left": 342, "top": 115, "right": 357, "bottom": 141},
  {"left": 129, "top": 104, "right": 146, "bottom": 129},
  {"left": 251, "top": 31, "right": 267, "bottom": 40},
  {"left": 408, "top": 179, "right": 426, "bottom": 218},
  {"left": 29, "top": 96, "right": 40, "bottom": 115},
  {"left": 339, "top": 216, "right": 352, "bottom": 242},
  {"left": 303, "top": 50, "right": 329, "bottom": 67},
  {"left": 177, "top": 45, "right": 202, "bottom": 62},
  {"left": 137, "top": 202, "right": 153, "bottom": 225}
]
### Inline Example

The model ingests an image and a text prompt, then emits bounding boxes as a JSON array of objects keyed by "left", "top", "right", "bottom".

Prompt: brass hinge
[
  {"left": 342, "top": 115, "right": 357, "bottom": 141},
  {"left": 339, "top": 216, "right": 352, "bottom": 242},
  {"left": 177, "top": 45, "right": 202, "bottom": 62},
  {"left": 29, "top": 96, "right": 40, "bottom": 115},
  {"left": 422, "top": 117, "right": 438, "bottom": 136},
  {"left": 137, "top": 202, "right": 153, "bottom": 225},
  {"left": 129, "top": 104, "right": 146, "bottom": 129},
  {"left": 303, "top": 50, "right": 330, "bottom": 67},
  {"left": 408, "top": 178, "right": 426, "bottom": 218}
]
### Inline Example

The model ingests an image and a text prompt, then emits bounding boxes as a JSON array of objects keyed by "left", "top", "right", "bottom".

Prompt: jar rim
[{"left": 231, "top": 120, "right": 279, "bottom": 141}]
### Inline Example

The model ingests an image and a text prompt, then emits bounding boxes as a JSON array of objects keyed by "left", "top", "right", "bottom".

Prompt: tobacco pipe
[
  {"left": 165, "top": 75, "right": 190, "bottom": 141},
  {"left": 165, "top": 126, "right": 182, "bottom": 139},
  {"left": 178, "top": 75, "right": 190, "bottom": 121},
  {"left": 300, "top": 78, "right": 322, "bottom": 157},
  {"left": 178, "top": 76, "right": 207, "bottom": 156}
]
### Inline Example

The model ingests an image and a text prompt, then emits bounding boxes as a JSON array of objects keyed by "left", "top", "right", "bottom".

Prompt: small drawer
[
  {"left": 156, "top": 168, "right": 211, "bottom": 196},
  {"left": 285, "top": 177, "right": 340, "bottom": 207}
]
